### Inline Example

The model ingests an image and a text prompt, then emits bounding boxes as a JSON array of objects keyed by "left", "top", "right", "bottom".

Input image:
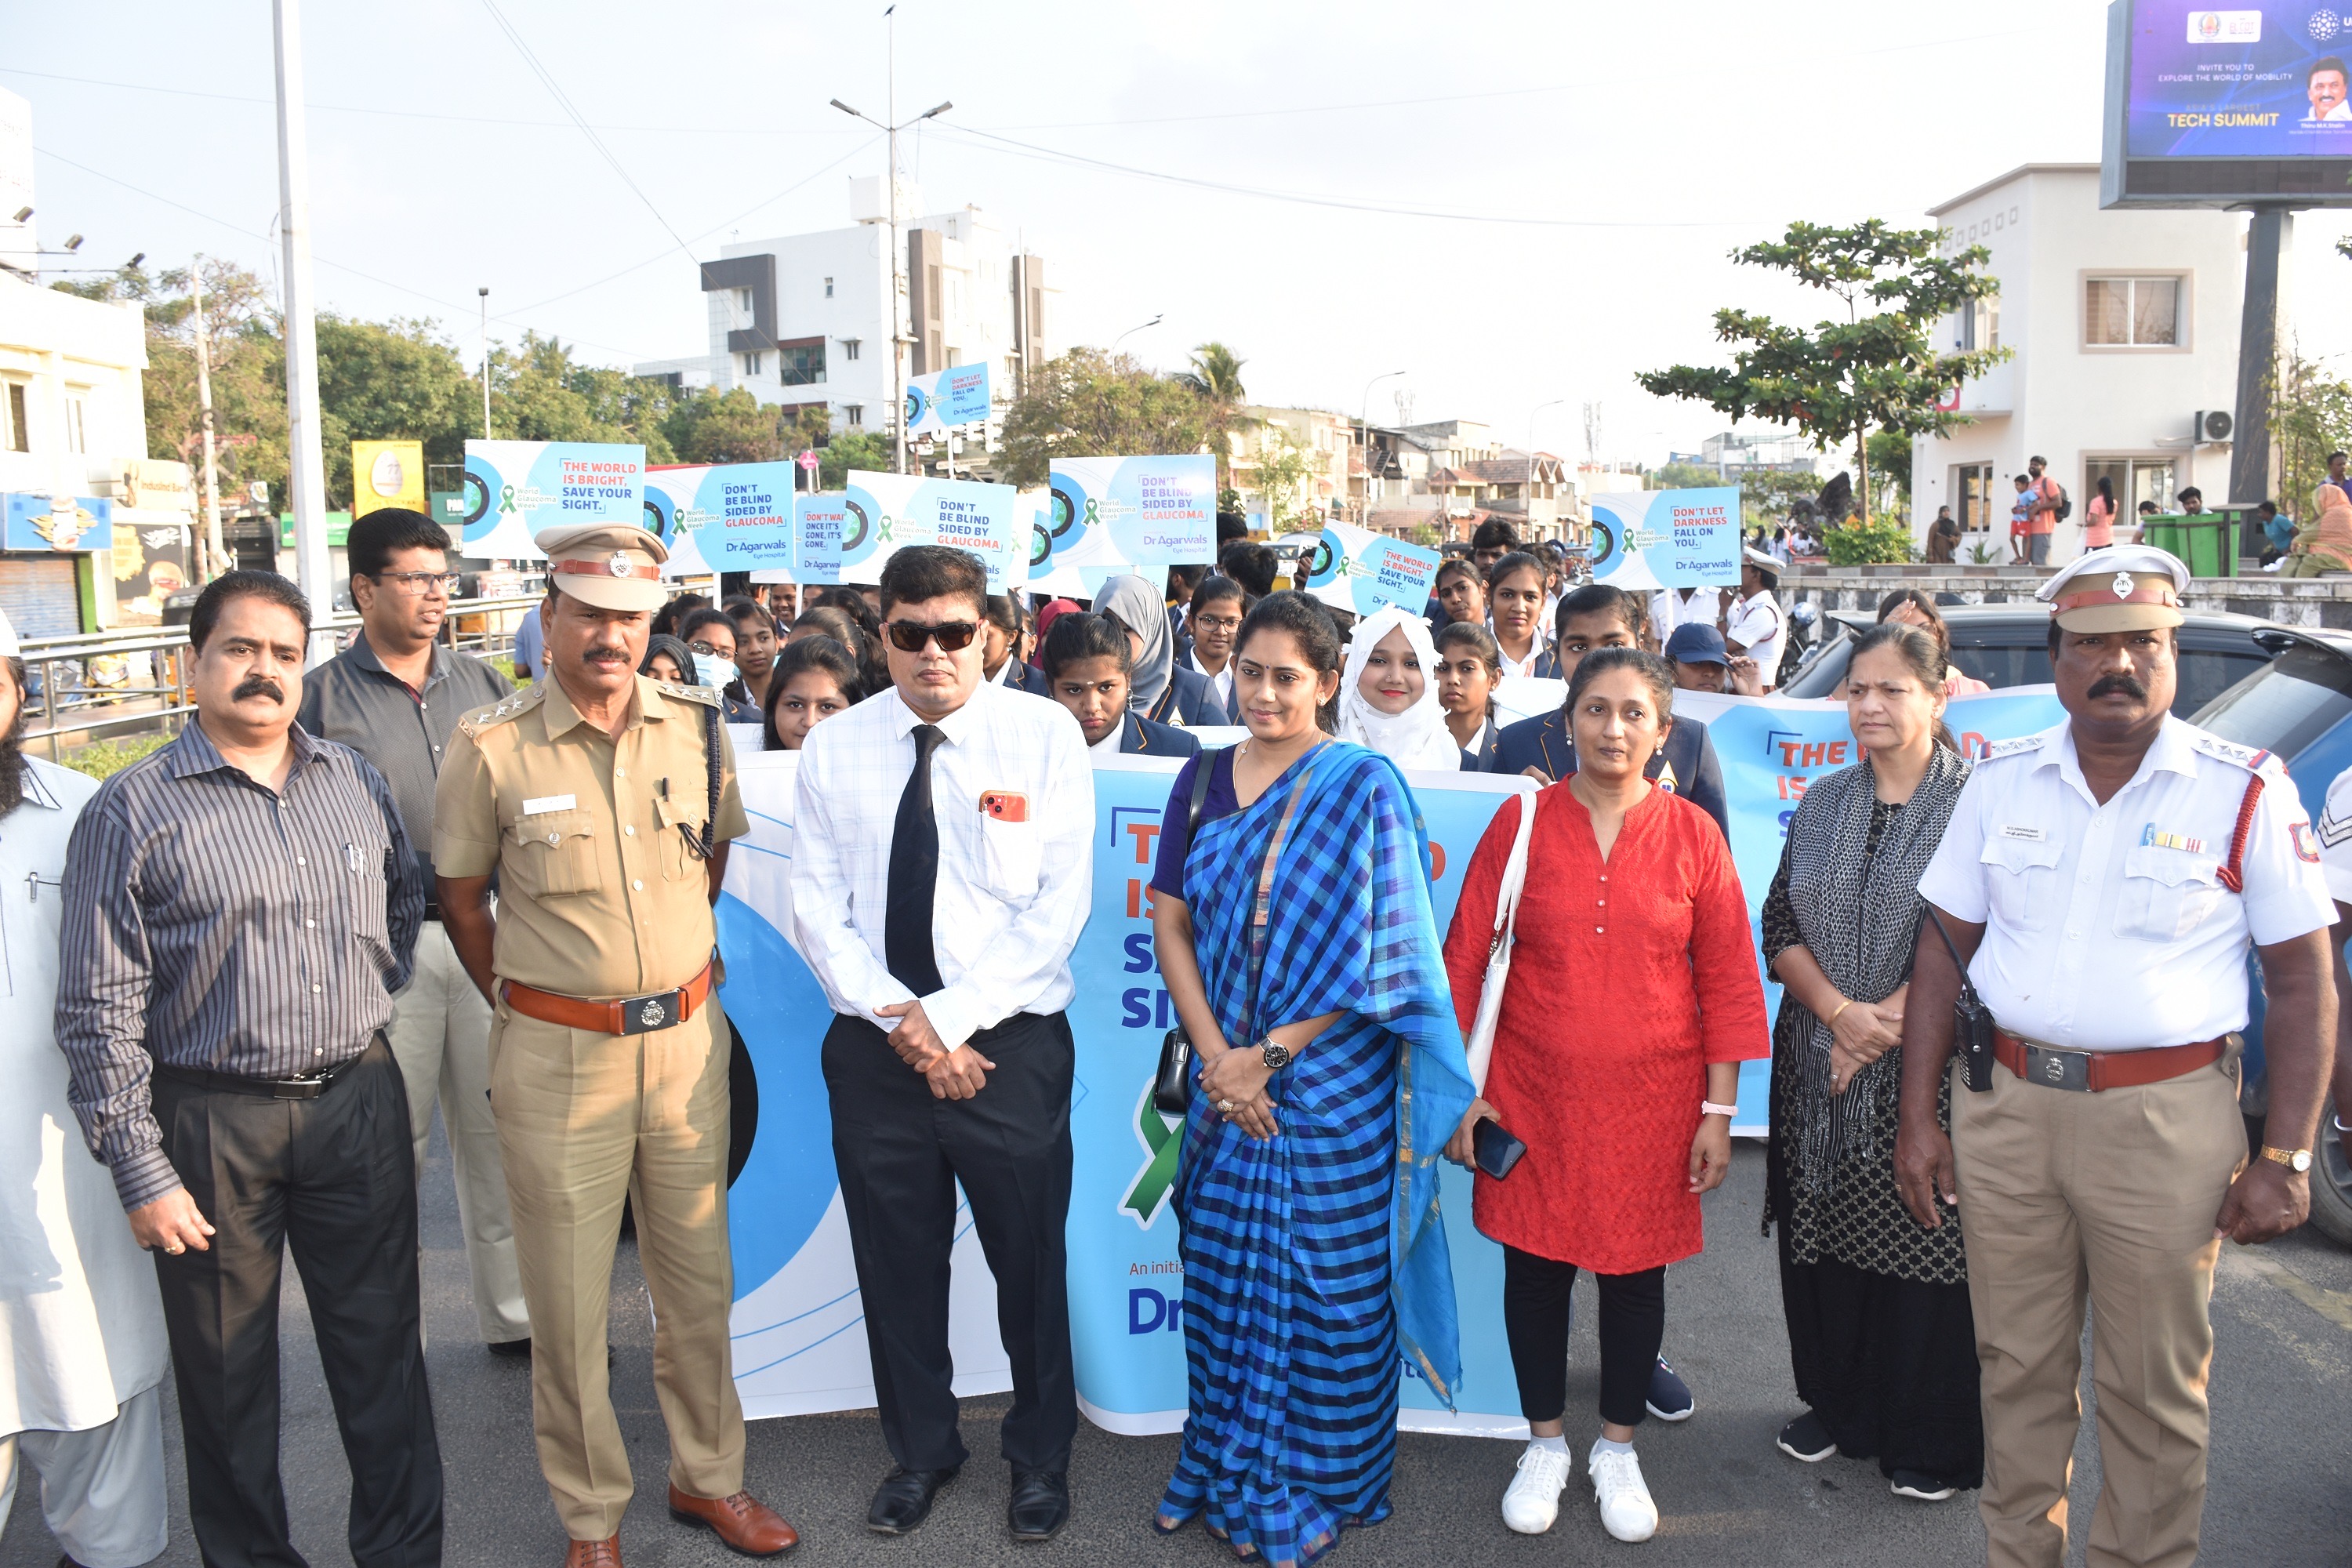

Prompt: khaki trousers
[
  {"left": 387, "top": 923, "right": 530, "bottom": 1344},
  {"left": 1949, "top": 1056, "right": 2244, "bottom": 1568},
  {"left": 490, "top": 997, "right": 744, "bottom": 1541}
]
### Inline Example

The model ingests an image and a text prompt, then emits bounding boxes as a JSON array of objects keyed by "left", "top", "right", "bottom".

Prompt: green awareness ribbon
[
  {"left": 878, "top": 513, "right": 894, "bottom": 543},
  {"left": 1083, "top": 497, "right": 1101, "bottom": 528},
  {"left": 498, "top": 485, "right": 517, "bottom": 515},
  {"left": 1121, "top": 1097, "right": 1183, "bottom": 1222}
]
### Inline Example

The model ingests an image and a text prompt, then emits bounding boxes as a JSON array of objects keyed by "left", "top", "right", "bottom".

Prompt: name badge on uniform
[
  {"left": 1998, "top": 824, "right": 2046, "bottom": 842},
  {"left": 522, "top": 794, "right": 577, "bottom": 816}
]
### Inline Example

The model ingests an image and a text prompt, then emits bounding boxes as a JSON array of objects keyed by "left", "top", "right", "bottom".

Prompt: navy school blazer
[
  {"left": 1492, "top": 704, "right": 1730, "bottom": 839},
  {"left": 1120, "top": 712, "right": 1202, "bottom": 758}
]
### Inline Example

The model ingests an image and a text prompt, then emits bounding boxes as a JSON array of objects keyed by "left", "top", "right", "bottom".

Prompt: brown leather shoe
[
  {"left": 668, "top": 1485, "right": 800, "bottom": 1556},
  {"left": 563, "top": 1538, "right": 622, "bottom": 1568}
]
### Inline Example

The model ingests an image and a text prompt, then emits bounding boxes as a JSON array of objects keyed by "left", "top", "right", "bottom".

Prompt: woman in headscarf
[
  {"left": 1095, "top": 573, "right": 1223, "bottom": 727},
  {"left": 640, "top": 633, "right": 699, "bottom": 687},
  {"left": 1335, "top": 604, "right": 1461, "bottom": 772}
]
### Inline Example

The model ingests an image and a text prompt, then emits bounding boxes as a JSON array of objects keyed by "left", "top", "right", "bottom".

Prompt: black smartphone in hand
[{"left": 1472, "top": 1116, "right": 1528, "bottom": 1180}]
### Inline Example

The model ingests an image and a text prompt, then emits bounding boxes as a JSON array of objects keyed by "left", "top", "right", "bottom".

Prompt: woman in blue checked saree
[{"left": 1146, "top": 593, "right": 1475, "bottom": 1566}]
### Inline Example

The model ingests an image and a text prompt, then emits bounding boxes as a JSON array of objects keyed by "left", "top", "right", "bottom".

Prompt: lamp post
[
  {"left": 1111, "top": 314, "right": 1162, "bottom": 351},
  {"left": 1528, "top": 397, "right": 1563, "bottom": 540},
  {"left": 1359, "top": 370, "right": 1405, "bottom": 519},
  {"left": 477, "top": 287, "right": 492, "bottom": 438},
  {"left": 833, "top": 27, "right": 952, "bottom": 479},
  {"left": 272, "top": 0, "right": 329, "bottom": 659}
]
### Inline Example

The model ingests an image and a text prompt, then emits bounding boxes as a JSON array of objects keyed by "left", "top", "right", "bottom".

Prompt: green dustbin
[{"left": 2139, "top": 513, "right": 2240, "bottom": 577}]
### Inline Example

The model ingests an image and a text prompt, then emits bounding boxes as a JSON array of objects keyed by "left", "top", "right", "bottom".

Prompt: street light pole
[
  {"left": 1112, "top": 314, "right": 1162, "bottom": 352},
  {"left": 478, "top": 287, "right": 492, "bottom": 438},
  {"left": 191, "top": 255, "right": 224, "bottom": 579},
  {"left": 272, "top": 0, "right": 329, "bottom": 656},
  {"left": 832, "top": 53, "right": 951, "bottom": 479},
  {"left": 1359, "top": 369, "right": 1405, "bottom": 519}
]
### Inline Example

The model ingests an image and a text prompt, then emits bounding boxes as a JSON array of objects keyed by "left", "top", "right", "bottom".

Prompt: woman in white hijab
[{"left": 1336, "top": 604, "right": 1461, "bottom": 771}]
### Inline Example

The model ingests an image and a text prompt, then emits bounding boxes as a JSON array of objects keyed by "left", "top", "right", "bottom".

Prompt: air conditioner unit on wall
[{"left": 2192, "top": 409, "right": 2234, "bottom": 445}]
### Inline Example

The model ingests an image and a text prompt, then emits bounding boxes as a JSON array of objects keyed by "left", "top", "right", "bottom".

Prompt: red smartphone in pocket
[{"left": 979, "top": 790, "right": 1029, "bottom": 822}]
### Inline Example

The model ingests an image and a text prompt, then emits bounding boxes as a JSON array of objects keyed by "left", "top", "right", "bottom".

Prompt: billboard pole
[
  {"left": 272, "top": 0, "right": 330, "bottom": 658},
  {"left": 2228, "top": 207, "right": 2291, "bottom": 508}
]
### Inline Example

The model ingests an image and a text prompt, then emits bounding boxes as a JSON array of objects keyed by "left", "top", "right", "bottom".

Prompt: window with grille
[
  {"left": 2085, "top": 277, "right": 2182, "bottom": 347},
  {"left": 843, "top": 339, "right": 861, "bottom": 361}
]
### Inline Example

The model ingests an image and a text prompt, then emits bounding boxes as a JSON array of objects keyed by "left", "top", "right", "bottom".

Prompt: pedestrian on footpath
[
  {"left": 790, "top": 546, "right": 1094, "bottom": 1541},
  {"left": 1896, "top": 544, "right": 2335, "bottom": 1568},
  {"left": 434, "top": 524, "right": 796, "bottom": 1566},
  {"left": 1443, "top": 648, "right": 1768, "bottom": 1545},
  {"left": 0, "top": 611, "right": 173, "bottom": 1568},
  {"left": 56, "top": 572, "right": 441, "bottom": 1568},
  {"left": 297, "top": 507, "right": 532, "bottom": 1356},
  {"left": 1762, "top": 623, "right": 1982, "bottom": 1501}
]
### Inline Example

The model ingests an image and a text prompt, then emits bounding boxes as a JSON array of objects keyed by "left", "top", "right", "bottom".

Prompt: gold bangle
[{"left": 1828, "top": 998, "right": 1853, "bottom": 1025}]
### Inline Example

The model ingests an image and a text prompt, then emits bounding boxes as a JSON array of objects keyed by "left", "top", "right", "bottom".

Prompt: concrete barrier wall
[{"left": 1776, "top": 563, "right": 2352, "bottom": 629}]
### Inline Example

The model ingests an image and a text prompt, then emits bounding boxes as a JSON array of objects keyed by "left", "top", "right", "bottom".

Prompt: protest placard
[
  {"left": 840, "top": 470, "right": 1025, "bottom": 590},
  {"left": 643, "top": 461, "right": 797, "bottom": 578},
  {"left": 460, "top": 440, "right": 645, "bottom": 559},
  {"left": 1588, "top": 486, "right": 1740, "bottom": 590},
  {"left": 904, "top": 361, "right": 991, "bottom": 436},
  {"left": 1305, "top": 519, "right": 1444, "bottom": 615},
  {"left": 1045, "top": 456, "right": 1217, "bottom": 572}
]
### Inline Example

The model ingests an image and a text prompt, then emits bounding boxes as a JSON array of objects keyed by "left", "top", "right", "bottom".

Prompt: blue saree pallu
[{"left": 1159, "top": 742, "right": 1474, "bottom": 1565}]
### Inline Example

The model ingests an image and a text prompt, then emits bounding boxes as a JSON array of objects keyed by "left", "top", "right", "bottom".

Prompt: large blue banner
[
  {"left": 713, "top": 686, "right": 2067, "bottom": 1430},
  {"left": 2125, "top": 1, "right": 2352, "bottom": 158}
]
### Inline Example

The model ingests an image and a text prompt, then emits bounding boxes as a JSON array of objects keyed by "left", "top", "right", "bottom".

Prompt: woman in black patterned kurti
[{"left": 1759, "top": 624, "right": 1983, "bottom": 1501}]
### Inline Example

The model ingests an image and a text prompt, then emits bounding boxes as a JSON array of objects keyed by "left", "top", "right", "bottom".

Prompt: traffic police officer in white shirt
[
  {"left": 1723, "top": 547, "right": 1785, "bottom": 689},
  {"left": 2308, "top": 764, "right": 2352, "bottom": 1208},
  {"left": 790, "top": 544, "right": 1094, "bottom": 1544},
  {"left": 1895, "top": 545, "right": 2336, "bottom": 1568}
]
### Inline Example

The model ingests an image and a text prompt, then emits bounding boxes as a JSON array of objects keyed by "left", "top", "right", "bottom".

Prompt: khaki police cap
[
  {"left": 535, "top": 522, "right": 669, "bottom": 611},
  {"left": 2036, "top": 544, "right": 2189, "bottom": 633}
]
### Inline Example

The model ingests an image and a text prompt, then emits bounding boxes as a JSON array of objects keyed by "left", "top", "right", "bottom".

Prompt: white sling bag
[{"left": 1462, "top": 791, "right": 1537, "bottom": 1095}]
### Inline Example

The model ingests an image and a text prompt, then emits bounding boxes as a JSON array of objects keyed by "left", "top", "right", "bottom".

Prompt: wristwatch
[
  {"left": 1258, "top": 1036, "right": 1294, "bottom": 1071},
  {"left": 2260, "top": 1145, "right": 2314, "bottom": 1174}
]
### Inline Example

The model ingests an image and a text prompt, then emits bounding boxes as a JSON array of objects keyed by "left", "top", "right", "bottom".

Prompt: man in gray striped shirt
[{"left": 55, "top": 572, "right": 441, "bottom": 1568}]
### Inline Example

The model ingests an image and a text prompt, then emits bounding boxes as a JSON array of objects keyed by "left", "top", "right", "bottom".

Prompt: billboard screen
[{"left": 2127, "top": 4, "right": 2352, "bottom": 156}]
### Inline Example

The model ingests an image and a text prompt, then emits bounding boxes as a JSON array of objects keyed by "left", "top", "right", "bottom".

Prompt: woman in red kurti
[{"left": 1443, "top": 648, "right": 1768, "bottom": 1546}]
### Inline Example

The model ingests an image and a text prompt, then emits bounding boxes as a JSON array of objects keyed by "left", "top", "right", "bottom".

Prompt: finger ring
[
  {"left": 1218, "top": 1098, "right": 1236, "bottom": 1112},
  {"left": 166, "top": 1243, "right": 183, "bottom": 1254}
]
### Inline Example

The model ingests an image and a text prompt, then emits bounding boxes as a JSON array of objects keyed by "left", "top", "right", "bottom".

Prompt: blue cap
[{"left": 1665, "top": 622, "right": 1728, "bottom": 665}]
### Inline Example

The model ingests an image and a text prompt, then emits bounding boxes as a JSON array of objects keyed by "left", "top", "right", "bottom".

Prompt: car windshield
[
  {"left": 1785, "top": 621, "right": 2263, "bottom": 718},
  {"left": 2191, "top": 642, "right": 2352, "bottom": 760}
]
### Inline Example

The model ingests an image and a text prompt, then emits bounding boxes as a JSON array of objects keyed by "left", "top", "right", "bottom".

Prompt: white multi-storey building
[
  {"left": 1911, "top": 163, "right": 2248, "bottom": 561},
  {"left": 633, "top": 178, "right": 1062, "bottom": 438}
]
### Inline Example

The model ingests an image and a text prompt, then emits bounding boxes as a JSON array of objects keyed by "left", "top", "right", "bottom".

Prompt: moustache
[
  {"left": 2087, "top": 673, "right": 2149, "bottom": 702},
  {"left": 232, "top": 676, "right": 285, "bottom": 705}
]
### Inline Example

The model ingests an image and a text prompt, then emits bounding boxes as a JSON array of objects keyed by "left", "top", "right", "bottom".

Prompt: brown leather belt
[
  {"left": 502, "top": 963, "right": 713, "bottom": 1036},
  {"left": 1993, "top": 1029, "right": 2225, "bottom": 1094}
]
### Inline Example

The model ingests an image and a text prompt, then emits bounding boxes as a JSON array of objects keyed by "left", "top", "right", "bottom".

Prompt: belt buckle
[
  {"left": 2020, "top": 1041, "right": 2092, "bottom": 1092},
  {"left": 619, "top": 989, "right": 679, "bottom": 1035}
]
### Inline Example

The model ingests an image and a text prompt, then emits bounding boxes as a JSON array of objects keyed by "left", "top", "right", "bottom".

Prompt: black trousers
[
  {"left": 1501, "top": 1246, "right": 1667, "bottom": 1431},
  {"left": 150, "top": 1036, "right": 443, "bottom": 1568},
  {"left": 821, "top": 1009, "right": 1076, "bottom": 1474},
  {"left": 1777, "top": 1229, "right": 1984, "bottom": 1487}
]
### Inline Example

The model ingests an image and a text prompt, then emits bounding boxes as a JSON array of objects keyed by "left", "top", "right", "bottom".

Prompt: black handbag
[
  {"left": 1924, "top": 907, "right": 1995, "bottom": 1092},
  {"left": 1151, "top": 749, "right": 1315, "bottom": 1116}
]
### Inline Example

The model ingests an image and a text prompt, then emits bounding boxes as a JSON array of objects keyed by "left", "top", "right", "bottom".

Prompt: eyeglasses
[
  {"left": 371, "top": 571, "right": 461, "bottom": 597},
  {"left": 688, "top": 641, "right": 731, "bottom": 659},
  {"left": 884, "top": 619, "right": 979, "bottom": 653},
  {"left": 1192, "top": 614, "right": 1243, "bottom": 632}
]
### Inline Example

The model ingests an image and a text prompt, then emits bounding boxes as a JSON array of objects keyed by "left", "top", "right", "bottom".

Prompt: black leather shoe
[
  {"left": 487, "top": 1337, "right": 532, "bottom": 1359},
  {"left": 866, "top": 1465, "right": 956, "bottom": 1534},
  {"left": 1007, "top": 1469, "right": 1069, "bottom": 1541}
]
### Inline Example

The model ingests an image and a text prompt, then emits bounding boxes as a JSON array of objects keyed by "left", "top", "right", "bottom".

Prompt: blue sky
[{"left": 8, "top": 0, "right": 2350, "bottom": 466}]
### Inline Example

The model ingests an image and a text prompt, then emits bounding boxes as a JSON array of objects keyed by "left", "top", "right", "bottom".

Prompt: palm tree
[{"left": 1178, "top": 342, "right": 1250, "bottom": 492}]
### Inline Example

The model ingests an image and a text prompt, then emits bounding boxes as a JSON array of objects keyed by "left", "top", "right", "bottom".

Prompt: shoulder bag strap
[
  {"left": 1242, "top": 746, "right": 1320, "bottom": 1044},
  {"left": 1188, "top": 746, "right": 1221, "bottom": 837},
  {"left": 1465, "top": 791, "right": 1537, "bottom": 1094}
]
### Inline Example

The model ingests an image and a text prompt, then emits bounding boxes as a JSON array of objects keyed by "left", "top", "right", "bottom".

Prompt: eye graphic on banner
[
  {"left": 840, "top": 499, "right": 869, "bottom": 552},
  {"left": 1048, "top": 478, "right": 1083, "bottom": 541},
  {"left": 904, "top": 386, "right": 930, "bottom": 429}
]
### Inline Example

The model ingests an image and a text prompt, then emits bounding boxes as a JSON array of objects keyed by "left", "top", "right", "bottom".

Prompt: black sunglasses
[{"left": 884, "top": 619, "right": 980, "bottom": 653}]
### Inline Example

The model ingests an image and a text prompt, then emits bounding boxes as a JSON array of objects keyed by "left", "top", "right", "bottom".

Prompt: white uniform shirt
[
  {"left": 0, "top": 760, "right": 169, "bottom": 1433},
  {"left": 1726, "top": 589, "right": 1784, "bottom": 688},
  {"left": 1916, "top": 717, "right": 2332, "bottom": 1051},
  {"left": 1492, "top": 622, "right": 1555, "bottom": 679},
  {"left": 1185, "top": 648, "right": 1233, "bottom": 713},
  {"left": 2315, "top": 765, "right": 2352, "bottom": 903},
  {"left": 1649, "top": 588, "right": 1714, "bottom": 651},
  {"left": 790, "top": 679, "right": 1094, "bottom": 1051}
]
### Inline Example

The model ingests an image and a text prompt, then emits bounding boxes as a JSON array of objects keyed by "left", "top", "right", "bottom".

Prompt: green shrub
[
  {"left": 60, "top": 732, "right": 171, "bottom": 779},
  {"left": 1824, "top": 519, "right": 1917, "bottom": 566}
]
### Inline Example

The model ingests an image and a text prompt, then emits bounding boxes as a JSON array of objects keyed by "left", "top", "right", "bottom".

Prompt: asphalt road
[{"left": 9, "top": 1129, "right": 2350, "bottom": 1568}]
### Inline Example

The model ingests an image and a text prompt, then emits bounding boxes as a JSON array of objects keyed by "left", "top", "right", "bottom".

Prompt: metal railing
[{"left": 18, "top": 595, "right": 543, "bottom": 764}]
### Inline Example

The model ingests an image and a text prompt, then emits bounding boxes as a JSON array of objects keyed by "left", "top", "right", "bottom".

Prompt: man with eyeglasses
[
  {"left": 297, "top": 507, "right": 531, "bottom": 1356},
  {"left": 792, "top": 545, "right": 1094, "bottom": 1542}
]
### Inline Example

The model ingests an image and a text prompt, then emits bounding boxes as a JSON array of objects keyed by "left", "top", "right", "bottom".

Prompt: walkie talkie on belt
[{"left": 1925, "top": 907, "right": 1994, "bottom": 1092}]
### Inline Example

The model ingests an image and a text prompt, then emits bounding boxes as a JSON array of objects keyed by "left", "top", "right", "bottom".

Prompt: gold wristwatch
[{"left": 2259, "top": 1145, "right": 2313, "bottom": 1174}]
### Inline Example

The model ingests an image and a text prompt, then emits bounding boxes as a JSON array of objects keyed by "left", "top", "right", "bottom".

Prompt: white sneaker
[
  {"left": 1589, "top": 1444, "right": 1659, "bottom": 1543},
  {"left": 1500, "top": 1442, "right": 1573, "bottom": 1534}
]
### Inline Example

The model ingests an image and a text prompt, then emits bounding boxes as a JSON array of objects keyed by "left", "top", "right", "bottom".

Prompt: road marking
[{"left": 2221, "top": 1243, "right": 2352, "bottom": 1334}]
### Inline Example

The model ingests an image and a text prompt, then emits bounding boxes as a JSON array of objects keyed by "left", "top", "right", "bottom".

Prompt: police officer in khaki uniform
[
  {"left": 434, "top": 524, "right": 797, "bottom": 1567},
  {"left": 1896, "top": 545, "right": 2335, "bottom": 1568}
]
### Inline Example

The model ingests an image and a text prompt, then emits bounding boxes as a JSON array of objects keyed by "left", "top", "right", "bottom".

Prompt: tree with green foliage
[
  {"left": 315, "top": 314, "right": 478, "bottom": 507},
  {"left": 659, "top": 387, "right": 790, "bottom": 466},
  {"left": 818, "top": 430, "right": 895, "bottom": 488},
  {"left": 1864, "top": 429, "right": 1912, "bottom": 517},
  {"left": 1176, "top": 340, "right": 1249, "bottom": 488},
  {"left": 2274, "top": 351, "right": 2352, "bottom": 523},
  {"left": 996, "top": 348, "right": 1210, "bottom": 489},
  {"left": 1637, "top": 219, "right": 2007, "bottom": 526},
  {"left": 1247, "top": 426, "right": 1319, "bottom": 531}
]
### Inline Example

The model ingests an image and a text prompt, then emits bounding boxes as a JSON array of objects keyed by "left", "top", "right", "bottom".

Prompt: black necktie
[{"left": 885, "top": 724, "right": 947, "bottom": 997}]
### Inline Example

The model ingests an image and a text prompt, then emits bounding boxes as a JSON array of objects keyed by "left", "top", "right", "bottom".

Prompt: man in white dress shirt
[
  {"left": 791, "top": 545, "right": 1094, "bottom": 1544},
  {"left": 1895, "top": 545, "right": 2334, "bottom": 1568},
  {"left": 1722, "top": 548, "right": 1785, "bottom": 690},
  {"left": 0, "top": 614, "right": 172, "bottom": 1568}
]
